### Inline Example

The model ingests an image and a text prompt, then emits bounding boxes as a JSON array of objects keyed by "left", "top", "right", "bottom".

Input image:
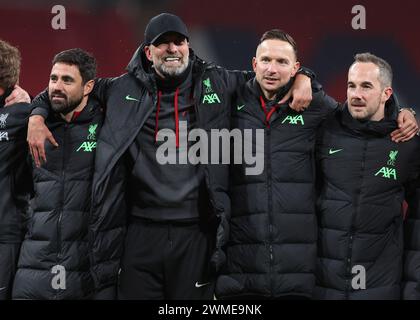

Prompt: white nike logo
[
  {"left": 329, "top": 148, "right": 343, "bottom": 155},
  {"left": 195, "top": 282, "right": 210, "bottom": 288},
  {"left": 0, "top": 287, "right": 6, "bottom": 291},
  {"left": 125, "top": 95, "right": 140, "bottom": 102}
]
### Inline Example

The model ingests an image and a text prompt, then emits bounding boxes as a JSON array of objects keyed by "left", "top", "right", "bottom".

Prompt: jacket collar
[
  {"left": 49, "top": 98, "right": 101, "bottom": 124},
  {"left": 340, "top": 94, "right": 399, "bottom": 137},
  {"left": 248, "top": 77, "right": 293, "bottom": 107}
]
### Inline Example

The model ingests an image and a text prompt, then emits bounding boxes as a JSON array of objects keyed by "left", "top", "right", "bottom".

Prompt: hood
[
  {"left": 341, "top": 94, "right": 399, "bottom": 136},
  {"left": 126, "top": 43, "right": 209, "bottom": 149}
]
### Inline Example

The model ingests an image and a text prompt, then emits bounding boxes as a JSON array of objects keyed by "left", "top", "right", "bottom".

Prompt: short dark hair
[
  {"left": 352, "top": 52, "right": 393, "bottom": 88},
  {"left": 0, "top": 39, "right": 21, "bottom": 89},
  {"left": 52, "top": 48, "right": 96, "bottom": 84},
  {"left": 259, "top": 29, "right": 298, "bottom": 59}
]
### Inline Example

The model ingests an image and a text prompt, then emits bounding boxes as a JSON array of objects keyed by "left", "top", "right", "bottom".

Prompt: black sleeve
[
  {"left": 402, "top": 155, "right": 420, "bottom": 299},
  {"left": 30, "top": 89, "right": 50, "bottom": 119},
  {"left": 225, "top": 69, "right": 252, "bottom": 92},
  {"left": 89, "top": 78, "right": 113, "bottom": 111},
  {"left": 14, "top": 145, "right": 34, "bottom": 237},
  {"left": 313, "top": 90, "right": 340, "bottom": 120},
  {"left": 297, "top": 66, "right": 316, "bottom": 80}
]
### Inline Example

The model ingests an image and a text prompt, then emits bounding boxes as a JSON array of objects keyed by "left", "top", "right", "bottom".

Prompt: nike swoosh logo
[
  {"left": 329, "top": 148, "right": 343, "bottom": 155},
  {"left": 195, "top": 282, "right": 210, "bottom": 288},
  {"left": 237, "top": 104, "right": 245, "bottom": 111},
  {"left": 0, "top": 287, "right": 6, "bottom": 291},
  {"left": 125, "top": 95, "right": 140, "bottom": 102}
]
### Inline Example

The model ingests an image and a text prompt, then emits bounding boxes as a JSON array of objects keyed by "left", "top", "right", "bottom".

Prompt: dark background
[{"left": 1, "top": 0, "right": 419, "bottom": 108}]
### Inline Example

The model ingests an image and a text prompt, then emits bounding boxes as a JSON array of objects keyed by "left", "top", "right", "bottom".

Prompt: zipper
[
  {"left": 55, "top": 123, "right": 68, "bottom": 299},
  {"left": 266, "top": 127, "right": 274, "bottom": 297},
  {"left": 344, "top": 137, "right": 368, "bottom": 298}
]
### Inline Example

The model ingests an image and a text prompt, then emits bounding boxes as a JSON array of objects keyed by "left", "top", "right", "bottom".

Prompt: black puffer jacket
[
  {"left": 315, "top": 97, "right": 420, "bottom": 300},
  {"left": 87, "top": 46, "right": 250, "bottom": 291},
  {"left": 403, "top": 164, "right": 420, "bottom": 299},
  {"left": 0, "top": 100, "right": 32, "bottom": 299},
  {"left": 12, "top": 101, "right": 103, "bottom": 299},
  {"left": 216, "top": 78, "right": 338, "bottom": 299},
  {"left": 0, "top": 101, "right": 32, "bottom": 244}
]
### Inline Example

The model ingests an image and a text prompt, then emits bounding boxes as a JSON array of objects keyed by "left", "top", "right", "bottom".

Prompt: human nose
[
  {"left": 167, "top": 42, "right": 178, "bottom": 53},
  {"left": 50, "top": 79, "right": 63, "bottom": 92},
  {"left": 348, "top": 86, "right": 363, "bottom": 102},
  {"left": 266, "top": 62, "right": 277, "bottom": 73},
  {"left": 350, "top": 86, "right": 362, "bottom": 98}
]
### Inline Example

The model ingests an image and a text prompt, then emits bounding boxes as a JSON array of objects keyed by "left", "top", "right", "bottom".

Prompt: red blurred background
[{"left": 1, "top": 0, "right": 419, "bottom": 108}]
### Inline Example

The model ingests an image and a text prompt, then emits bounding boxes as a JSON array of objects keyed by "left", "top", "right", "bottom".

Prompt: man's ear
[
  {"left": 144, "top": 46, "right": 153, "bottom": 62},
  {"left": 83, "top": 79, "right": 95, "bottom": 96},
  {"left": 291, "top": 61, "right": 301, "bottom": 77},
  {"left": 252, "top": 57, "right": 257, "bottom": 73},
  {"left": 383, "top": 87, "right": 393, "bottom": 102}
]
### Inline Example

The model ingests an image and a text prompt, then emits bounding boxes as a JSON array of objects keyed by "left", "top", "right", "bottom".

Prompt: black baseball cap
[{"left": 144, "top": 13, "right": 189, "bottom": 45}]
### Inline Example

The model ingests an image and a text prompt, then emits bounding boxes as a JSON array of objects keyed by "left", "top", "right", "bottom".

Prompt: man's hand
[
  {"left": 391, "top": 109, "right": 419, "bottom": 143},
  {"left": 27, "top": 115, "right": 58, "bottom": 167},
  {"left": 4, "top": 85, "right": 31, "bottom": 106},
  {"left": 279, "top": 74, "right": 312, "bottom": 112}
]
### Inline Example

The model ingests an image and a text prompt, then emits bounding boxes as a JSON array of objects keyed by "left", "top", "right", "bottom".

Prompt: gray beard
[{"left": 155, "top": 60, "right": 189, "bottom": 78}]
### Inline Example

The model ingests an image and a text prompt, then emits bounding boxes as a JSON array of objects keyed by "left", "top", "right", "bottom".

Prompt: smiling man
[
  {"left": 12, "top": 48, "right": 103, "bottom": 300},
  {"left": 216, "top": 32, "right": 419, "bottom": 300},
  {"left": 23, "top": 14, "right": 417, "bottom": 301},
  {"left": 315, "top": 53, "right": 420, "bottom": 300},
  {"left": 216, "top": 29, "right": 340, "bottom": 300}
]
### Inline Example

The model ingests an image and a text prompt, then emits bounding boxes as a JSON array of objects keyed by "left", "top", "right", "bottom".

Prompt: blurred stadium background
[{"left": 0, "top": 0, "right": 419, "bottom": 108}]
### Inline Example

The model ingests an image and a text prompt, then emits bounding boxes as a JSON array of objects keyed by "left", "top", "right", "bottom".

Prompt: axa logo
[
  {"left": 202, "top": 93, "right": 221, "bottom": 104},
  {"left": 0, "top": 131, "right": 8, "bottom": 141},
  {"left": 375, "top": 150, "right": 398, "bottom": 180},
  {"left": 0, "top": 113, "right": 9, "bottom": 129},
  {"left": 281, "top": 114, "right": 304, "bottom": 125},
  {"left": 375, "top": 167, "right": 397, "bottom": 180},
  {"left": 202, "top": 78, "right": 221, "bottom": 104},
  {"left": 77, "top": 141, "right": 96, "bottom": 152}
]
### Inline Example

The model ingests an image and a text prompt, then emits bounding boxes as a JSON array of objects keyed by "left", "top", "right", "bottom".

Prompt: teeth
[{"left": 165, "top": 57, "right": 179, "bottom": 61}]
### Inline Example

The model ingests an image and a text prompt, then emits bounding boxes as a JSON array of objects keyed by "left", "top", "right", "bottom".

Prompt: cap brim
[{"left": 150, "top": 31, "right": 189, "bottom": 45}]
